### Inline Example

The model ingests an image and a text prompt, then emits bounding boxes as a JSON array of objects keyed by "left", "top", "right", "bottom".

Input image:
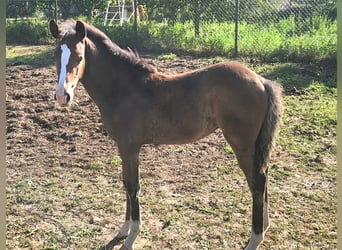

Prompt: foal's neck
[{"left": 80, "top": 39, "right": 145, "bottom": 110}]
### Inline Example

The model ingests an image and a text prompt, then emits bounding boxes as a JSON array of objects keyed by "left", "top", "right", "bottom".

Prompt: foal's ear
[
  {"left": 49, "top": 20, "right": 59, "bottom": 39},
  {"left": 75, "top": 21, "right": 87, "bottom": 41}
]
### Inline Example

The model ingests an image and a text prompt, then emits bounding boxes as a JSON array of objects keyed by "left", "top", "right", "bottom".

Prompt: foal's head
[{"left": 49, "top": 20, "right": 86, "bottom": 106}]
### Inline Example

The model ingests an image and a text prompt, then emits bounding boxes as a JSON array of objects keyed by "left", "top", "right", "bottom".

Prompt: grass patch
[
  {"left": 89, "top": 160, "right": 105, "bottom": 169},
  {"left": 280, "top": 83, "right": 336, "bottom": 166},
  {"left": 251, "top": 61, "right": 336, "bottom": 88},
  {"left": 6, "top": 45, "right": 53, "bottom": 66},
  {"left": 142, "top": 17, "right": 336, "bottom": 61},
  {"left": 6, "top": 16, "right": 336, "bottom": 62},
  {"left": 110, "top": 156, "right": 122, "bottom": 167},
  {"left": 157, "top": 53, "right": 177, "bottom": 60}
]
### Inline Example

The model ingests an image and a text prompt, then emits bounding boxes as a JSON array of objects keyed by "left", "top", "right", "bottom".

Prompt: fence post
[
  {"left": 54, "top": 0, "right": 58, "bottom": 22},
  {"left": 234, "top": 0, "right": 239, "bottom": 57},
  {"left": 133, "top": 0, "right": 138, "bottom": 43}
]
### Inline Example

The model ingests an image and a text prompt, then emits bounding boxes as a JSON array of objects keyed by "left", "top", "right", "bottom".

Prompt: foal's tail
[{"left": 255, "top": 78, "right": 283, "bottom": 173}]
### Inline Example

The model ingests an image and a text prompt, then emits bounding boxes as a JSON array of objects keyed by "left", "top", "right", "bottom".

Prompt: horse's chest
[{"left": 99, "top": 103, "right": 148, "bottom": 143}]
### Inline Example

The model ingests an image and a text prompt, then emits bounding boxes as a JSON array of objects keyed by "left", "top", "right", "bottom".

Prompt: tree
[
  {"left": 7, "top": 0, "right": 108, "bottom": 19},
  {"left": 7, "top": 0, "right": 37, "bottom": 18}
]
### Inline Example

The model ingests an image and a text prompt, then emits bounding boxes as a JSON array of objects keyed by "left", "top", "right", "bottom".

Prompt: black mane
[{"left": 60, "top": 19, "right": 157, "bottom": 74}]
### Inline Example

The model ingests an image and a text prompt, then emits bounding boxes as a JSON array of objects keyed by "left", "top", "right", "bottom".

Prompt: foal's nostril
[
  {"left": 54, "top": 94, "right": 57, "bottom": 100},
  {"left": 66, "top": 93, "right": 71, "bottom": 103}
]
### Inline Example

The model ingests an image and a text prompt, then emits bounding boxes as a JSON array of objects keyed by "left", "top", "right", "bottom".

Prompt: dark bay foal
[{"left": 49, "top": 19, "right": 283, "bottom": 250}]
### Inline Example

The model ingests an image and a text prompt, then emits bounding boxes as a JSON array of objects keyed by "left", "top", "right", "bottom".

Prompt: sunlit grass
[
  {"left": 6, "top": 45, "right": 53, "bottom": 66},
  {"left": 6, "top": 16, "right": 336, "bottom": 62}
]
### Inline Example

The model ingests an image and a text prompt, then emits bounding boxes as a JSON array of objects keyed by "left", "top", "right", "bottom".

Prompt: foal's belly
[{"left": 147, "top": 117, "right": 218, "bottom": 145}]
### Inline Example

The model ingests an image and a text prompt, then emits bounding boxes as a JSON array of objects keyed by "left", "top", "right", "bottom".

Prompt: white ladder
[{"left": 104, "top": 0, "right": 137, "bottom": 26}]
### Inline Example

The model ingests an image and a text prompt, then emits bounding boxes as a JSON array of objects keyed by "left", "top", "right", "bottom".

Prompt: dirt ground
[
  {"left": 7, "top": 56, "right": 250, "bottom": 249},
  {"left": 6, "top": 55, "right": 235, "bottom": 183},
  {"left": 6, "top": 55, "right": 228, "bottom": 172},
  {"left": 6, "top": 55, "right": 336, "bottom": 249}
]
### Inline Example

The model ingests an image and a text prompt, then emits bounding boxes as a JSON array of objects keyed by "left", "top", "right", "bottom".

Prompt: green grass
[
  {"left": 6, "top": 45, "right": 53, "bottom": 66},
  {"left": 236, "top": 16, "right": 337, "bottom": 61},
  {"left": 157, "top": 53, "right": 177, "bottom": 60},
  {"left": 280, "top": 84, "right": 336, "bottom": 166},
  {"left": 140, "top": 16, "right": 336, "bottom": 61},
  {"left": 251, "top": 60, "right": 336, "bottom": 88},
  {"left": 6, "top": 16, "right": 336, "bottom": 62},
  {"left": 110, "top": 156, "right": 122, "bottom": 167}
]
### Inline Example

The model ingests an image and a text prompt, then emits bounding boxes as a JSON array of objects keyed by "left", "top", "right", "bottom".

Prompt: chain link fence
[
  {"left": 144, "top": 0, "right": 336, "bottom": 56},
  {"left": 6, "top": 0, "right": 337, "bottom": 58},
  {"left": 8, "top": 1, "right": 334, "bottom": 25}
]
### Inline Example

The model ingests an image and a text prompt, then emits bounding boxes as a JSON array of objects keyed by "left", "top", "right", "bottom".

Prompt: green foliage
[
  {"left": 236, "top": 16, "right": 336, "bottom": 61},
  {"left": 6, "top": 16, "right": 336, "bottom": 63},
  {"left": 6, "top": 0, "right": 108, "bottom": 19},
  {"left": 6, "top": 0, "right": 38, "bottom": 18},
  {"left": 6, "top": 19, "right": 53, "bottom": 45},
  {"left": 143, "top": 16, "right": 335, "bottom": 61}
]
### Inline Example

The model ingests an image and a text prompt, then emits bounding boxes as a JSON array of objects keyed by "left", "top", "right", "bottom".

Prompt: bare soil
[
  {"left": 6, "top": 56, "right": 336, "bottom": 249},
  {"left": 7, "top": 57, "right": 243, "bottom": 249},
  {"left": 6, "top": 56, "right": 229, "bottom": 171}
]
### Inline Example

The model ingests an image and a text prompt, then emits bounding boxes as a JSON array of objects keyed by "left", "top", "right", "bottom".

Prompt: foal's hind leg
[
  {"left": 244, "top": 168, "right": 269, "bottom": 250},
  {"left": 226, "top": 141, "right": 269, "bottom": 250}
]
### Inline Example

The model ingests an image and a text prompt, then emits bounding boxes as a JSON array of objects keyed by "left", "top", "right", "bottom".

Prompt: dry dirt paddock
[{"left": 6, "top": 55, "right": 336, "bottom": 249}]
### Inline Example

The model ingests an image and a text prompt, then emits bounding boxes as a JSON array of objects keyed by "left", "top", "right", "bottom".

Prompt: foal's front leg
[
  {"left": 116, "top": 193, "right": 132, "bottom": 239},
  {"left": 118, "top": 147, "right": 141, "bottom": 250}
]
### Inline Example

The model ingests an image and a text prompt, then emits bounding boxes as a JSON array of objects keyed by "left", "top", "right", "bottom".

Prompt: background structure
[{"left": 6, "top": 0, "right": 337, "bottom": 57}]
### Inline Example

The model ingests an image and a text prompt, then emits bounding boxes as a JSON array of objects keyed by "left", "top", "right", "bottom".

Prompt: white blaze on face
[
  {"left": 56, "top": 44, "right": 71, "bottom": 105},
  {"left": 59, "top": 44, "right": 71, "bottom": 85}
]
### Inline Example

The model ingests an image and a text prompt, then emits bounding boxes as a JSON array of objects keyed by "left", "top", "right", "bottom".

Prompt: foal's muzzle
[{"left": 54, "top": 89, "right": 72, "bottom": 106}]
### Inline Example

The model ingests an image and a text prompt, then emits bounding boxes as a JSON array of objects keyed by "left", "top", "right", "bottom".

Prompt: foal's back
[{"left": 134, "top": 61, "right": 268, "bottom": 145}]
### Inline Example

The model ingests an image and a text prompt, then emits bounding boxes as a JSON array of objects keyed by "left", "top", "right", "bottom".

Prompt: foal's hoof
[{"left": 119, "top": 245, "right": 131, "bottom": 250}]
